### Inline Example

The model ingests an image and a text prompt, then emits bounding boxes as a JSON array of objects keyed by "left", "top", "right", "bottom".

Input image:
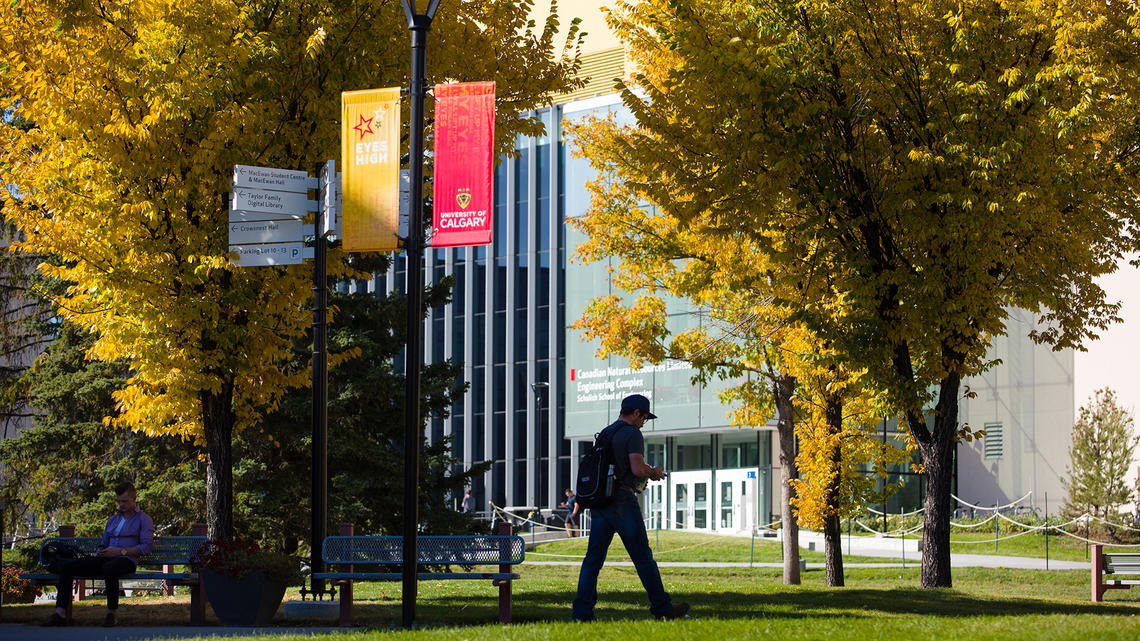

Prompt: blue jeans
[{"left": 572, "top": 490, "right": 672, "bottom": 620}]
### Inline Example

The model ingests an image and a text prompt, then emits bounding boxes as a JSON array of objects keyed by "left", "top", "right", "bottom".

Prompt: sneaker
[
  {"left": 654, "top": 602, "right": 690, "bottom": 620},
  {"left": 42, "top": 613, "right": 70, "bottom": 627},
  {"left": 103, "top": 612, "right": 117, "bottom": 627}
]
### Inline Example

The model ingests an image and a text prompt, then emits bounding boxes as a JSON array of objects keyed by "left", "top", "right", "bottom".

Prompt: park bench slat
[
  {"left": 313, "top": 571, "right": 519, "bottom": 581},
  {"left": 21, "top": 572, "right": 197, "bottom": 581},
  {"left": 18, "top": 532, "right": 208, "bottom": 625},
  {"left": 32, "top": 536, "right": 207, "bottom": 566},
  {"left": 320, "top": 526, "right": 522, "bottom": 626},
  {"left": 322, "top": 535, "right": 524, "bottom": 565},
  {"left": 1093, "top": 545, "right": 1140, "bottom": 602}
]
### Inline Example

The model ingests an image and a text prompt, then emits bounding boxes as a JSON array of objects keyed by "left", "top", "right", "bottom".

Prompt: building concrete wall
[{"left": 957, "top": 308, "right": 1075, "bottom": 513}]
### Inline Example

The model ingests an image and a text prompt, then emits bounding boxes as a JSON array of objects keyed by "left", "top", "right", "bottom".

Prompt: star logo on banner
[
  {"left": 373, "top": 103, "right": 389, "bottom": 124},
  {"left": 353, "top": 114, "right": 374, "bottom": 141}
]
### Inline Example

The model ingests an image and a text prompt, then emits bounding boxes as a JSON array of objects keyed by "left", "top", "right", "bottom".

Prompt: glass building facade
[
  {"left": 363, "top": 94, "right": 781, "bottom": 525},
  {"left": 364, "top": 92, "right": 1071, "bottom": 529},
  {"left": 366, "top": 106, "right": 569, "bottom": 514}
]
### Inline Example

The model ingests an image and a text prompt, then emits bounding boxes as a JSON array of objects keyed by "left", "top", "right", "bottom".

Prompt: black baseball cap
[{"left": 621, "top": 394, "right": 657, "bottom": 420}]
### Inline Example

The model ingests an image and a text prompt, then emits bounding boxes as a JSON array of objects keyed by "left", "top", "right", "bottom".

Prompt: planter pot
[{"left": 200, "top": 568, "right": 286, "bottom": 626}]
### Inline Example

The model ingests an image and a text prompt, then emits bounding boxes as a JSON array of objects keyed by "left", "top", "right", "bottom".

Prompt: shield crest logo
[{"left": 456, "top": 187, "right": 472, "bottom": 209}]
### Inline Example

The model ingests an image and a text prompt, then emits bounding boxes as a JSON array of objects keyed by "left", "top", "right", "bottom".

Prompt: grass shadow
[{"left": 493, "top": 580, "right": 1140, "bottom": 624}]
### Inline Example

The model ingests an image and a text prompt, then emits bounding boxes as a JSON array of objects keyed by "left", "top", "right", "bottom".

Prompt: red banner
[{"left": 432, "top": 81, "right": 495, "bottom": 248}]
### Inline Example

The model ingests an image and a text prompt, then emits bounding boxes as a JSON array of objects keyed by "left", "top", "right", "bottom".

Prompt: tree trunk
[
  {"left": 203, "top": 380, "right": 236, "bottom": 541},
  {"left": 823, "top": 512, "right": 844, "bottom": 586},
  {"left": 917, "top": 372, "right": 959, "bottom": 588},
  {"left": 774, "top": 374, "right": 801, "bottom": 585},
  {"left": 823, "top": 393, "right": 844, "bottom": 587}
]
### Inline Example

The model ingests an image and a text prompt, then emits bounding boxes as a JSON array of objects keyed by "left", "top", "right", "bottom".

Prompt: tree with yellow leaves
[
  {"left": 0, "top": 0, "right": 582, "bottom": 539},
  {"left": 567, "top": 170, "right": 851, "bottom": 584},
  {"left": 572, "top": 0, "right": 1140, "bottom": 589},
  {"left": 787, "top": 358, "right": 909, "bottom": 587}
]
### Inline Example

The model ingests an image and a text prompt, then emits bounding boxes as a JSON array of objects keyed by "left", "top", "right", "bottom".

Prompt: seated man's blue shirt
[{"left": 101, "top": 508, "right": 155, "bottom": 565}]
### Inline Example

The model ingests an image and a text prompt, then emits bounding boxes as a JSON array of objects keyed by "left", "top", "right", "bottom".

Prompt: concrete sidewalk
[
  {"left": 0, "top": 624, "right": 349, "bottom": 641},
  {"left": 525, "top": 554, "right": 1089, "bottom": 570},
  {"left": 790, "top": 529, "right": 1090, "bottom": 570},
  {"left": 527, "top": 527, "right": 1091, "bottom": 571}
]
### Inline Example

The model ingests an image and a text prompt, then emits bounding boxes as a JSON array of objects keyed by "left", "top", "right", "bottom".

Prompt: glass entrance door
[
  {"left": 720, "top": 480, "right": 735, "bottom": 530},
  {"left": 715, "top": 468, "right": 770, "bottom": 533},
  {"left": 693, "top": 481, "right": 708, "bottom": 529},
  {"left": 670, "top": 471, "right": 712, "bottom": 531},
  {"left": 674, "top": 484, "right": 688, "bottom": 529},
  {"left": 645, "top": 484, "right": 665, "bottom": 530}
]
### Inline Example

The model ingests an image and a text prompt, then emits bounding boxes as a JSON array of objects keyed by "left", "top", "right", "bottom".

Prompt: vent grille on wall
[{"left": 984, "top": 422, "right": 1004, "bottom": 459}]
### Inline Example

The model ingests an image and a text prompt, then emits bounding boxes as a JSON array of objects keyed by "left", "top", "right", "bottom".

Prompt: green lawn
[
  {"left": 945, "top": 530, "right": 1137, "bottom": 562},
  {"left": 532, "top": 530, "right": 895, "bottom": 564},
  {"left": 532, "top": 528, "right": 1135, "bottom": 564},
  {"left": 5, "top": 544, "right": 1140, "bottom": 640}
]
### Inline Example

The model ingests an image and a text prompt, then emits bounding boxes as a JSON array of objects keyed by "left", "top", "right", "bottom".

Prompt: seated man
[{"left": 43, "top": 481, "right": 154, "bottom": 628}]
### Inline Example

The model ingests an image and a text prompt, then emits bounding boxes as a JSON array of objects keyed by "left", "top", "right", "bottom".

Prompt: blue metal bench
[
  {"left": 20, "top": 525, "right": 207, "bottom": 625},
  {"left": 312, "top": 522, "right": 524, "bottom": 625}
]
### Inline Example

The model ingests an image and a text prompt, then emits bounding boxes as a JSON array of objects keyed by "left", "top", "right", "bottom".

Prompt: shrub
[
  {"left": 1, "top": 565, "right": 41, "bottom": 603},
  {"left": 191, "top": 539, "right": 302, "bottom": 586}
]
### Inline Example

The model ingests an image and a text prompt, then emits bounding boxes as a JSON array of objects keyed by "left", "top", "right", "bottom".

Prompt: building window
[
  {"left": 675, "top": 438, "right": 712, "bottom": 471},
  {"left": 984, "top": 422, "right": 1003, "bottom": 459}
]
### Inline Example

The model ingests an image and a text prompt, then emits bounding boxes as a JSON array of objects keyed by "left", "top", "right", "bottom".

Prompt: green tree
[
  {"left": 236, "top": 270, "right": 490, "bottom": 553},
  {"left": 1064, "top": 388, "right": 1139, "bottom": 521},
  {"left": 567, "top": 220, "right": 810, "bottom": 582},
  {"left": 2, "top": 260, "right": 485, "bottom": 549},
  {"left": 0, "top": 0, "right": 582, "bottom": 539},
  {"left": 572, "top": 0, "right": 1140, "bottom": 588},
  {"left": 0, "top": 321, "right": 204, "bottom": 537}
]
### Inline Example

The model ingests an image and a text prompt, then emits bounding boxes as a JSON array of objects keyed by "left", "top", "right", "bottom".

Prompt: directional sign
[
  {"left": 230, "top": 242, "right": 305, "bottom": 266},
  {"left": 319, "top": 160, "right": 340, "bottom": 237},
  {"left": 399, "top": 169, "right": 410, "bottom": 237},
  {"left": 233, "top": 165, "right": 316, "bottom": 193},
  {"left": 229, "top": 219, "right": 304, "bottom": 245},
  {"left": 231, "top": 187, "right": 317, "bottom": 216},
  {"left": 229, "top": 206, "right": 305, "bottom": 223}
]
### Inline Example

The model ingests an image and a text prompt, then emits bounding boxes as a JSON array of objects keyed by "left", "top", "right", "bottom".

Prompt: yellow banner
[{"left": 341, "top": 87, "right": 401, "bottom": 252}]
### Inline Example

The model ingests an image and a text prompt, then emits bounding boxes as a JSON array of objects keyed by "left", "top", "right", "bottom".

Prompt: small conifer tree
[{"left": 1063, "top": 388, "right": 1138, "bottom": 520}]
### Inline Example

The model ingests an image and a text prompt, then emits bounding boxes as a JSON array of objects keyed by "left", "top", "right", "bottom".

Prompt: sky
[
  {"left": 1073, "top": 257, "right": 1140, "bottom": 420},
  {"left": 1072, "top": 256, "right": 1140, "bottom": 492}
]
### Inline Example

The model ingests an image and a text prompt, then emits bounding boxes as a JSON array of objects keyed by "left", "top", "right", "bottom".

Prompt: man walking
[
  {"left": 561, "top": 488, "right": 580, "bottom": 537},
  {"left": 43, "top": 481, "right": 154, "bottom": 627},
  {"left": 572, "top": 394, "right": 690, "bottom": 622}
]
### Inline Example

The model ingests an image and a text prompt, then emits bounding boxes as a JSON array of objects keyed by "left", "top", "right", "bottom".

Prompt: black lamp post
[
  {"left": 532, "top": 382, "right": 549, "bottom": 510},
  {"left": 400, "top": 0, "right": 440, "bottom": 628}
]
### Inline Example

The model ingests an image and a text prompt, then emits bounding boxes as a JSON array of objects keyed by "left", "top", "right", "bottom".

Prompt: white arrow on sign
[
  {"left": 233, "top": 165, "right": 316, "bottom": 193},
  {"left": 319, "top": 160, "right": 339, "bottom": 237},
  {"left": 231, "top": 188, "right": 317, "bottom": 216},
  {"left": 229, "top": 242, "right": 305, "bottom": 267},
  {"left": 228, "top": 207, "right": 305, "bottom": 223},
  {"left": 229, "top": 219, "right": 304, "bottom": 245}
]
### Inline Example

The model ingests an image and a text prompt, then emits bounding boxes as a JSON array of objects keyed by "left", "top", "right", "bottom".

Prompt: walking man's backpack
[{"left": 575, "top": 422, "right": 628, "bottom": 509}]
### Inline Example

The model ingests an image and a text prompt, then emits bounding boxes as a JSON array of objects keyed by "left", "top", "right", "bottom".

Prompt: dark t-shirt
[{"left": 608, "top": 420, "right": 645, "bottom": 492}]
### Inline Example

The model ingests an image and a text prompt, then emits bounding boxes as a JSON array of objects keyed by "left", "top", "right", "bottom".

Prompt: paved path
[
  {"left": 525, "top": 554, "right": 1090, "bottom": 570},
  {"left": 0, "top": 624, "right": 349, "bottom": 641}
]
